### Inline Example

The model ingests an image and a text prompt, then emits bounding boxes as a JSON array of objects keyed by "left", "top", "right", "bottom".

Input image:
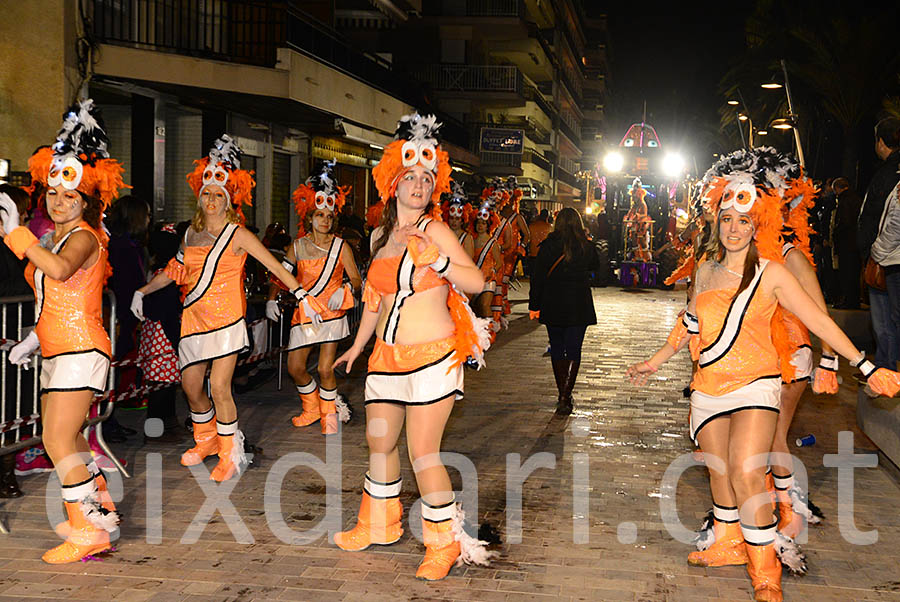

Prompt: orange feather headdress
[
  {"left": 186, "top": 135, "right": 255, "bottom": 224},
  {"left": 291, "top": 158, "right": 349, "bottom": 236},
  {"left": 27, "top": 99, "right": 127, "bottom": 211},
  {"left": 469, "top": 185, "right": 501, "bottom": 236},
  {"left": 442, "top": 180, "right": 473, "bottom": 227},
  {"left": 496, "top": 175, "right": 522, "bottom": 212},
  {"left": 372, "top": 113, "right": 452, "bottom": 204}
]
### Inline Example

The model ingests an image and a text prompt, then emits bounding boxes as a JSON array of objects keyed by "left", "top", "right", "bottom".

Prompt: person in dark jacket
[
  {"left": 857, "top": 117, "right": 900, "bottom": 369},
  {"left": 529, "top": 207, "right": 598, "bottom": 414},
  {"left": 831, "top": 178, "right": 863, "bottom": 308}
]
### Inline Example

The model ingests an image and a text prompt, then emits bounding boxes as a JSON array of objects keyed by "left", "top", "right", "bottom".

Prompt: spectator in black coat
[
  {"left": 831, "top": 177, "right": 862, "bottom": 308},
  {"left": 857, "top": 117, "right": 900, "bottom": 369},
  {"left": 529, "top": 208, "right": 598, "bottom": 414}
]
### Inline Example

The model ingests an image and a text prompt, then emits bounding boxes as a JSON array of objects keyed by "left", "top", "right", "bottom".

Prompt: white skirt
[
  {"left": 365, "top": 350, "right": 464, "bottom": 406},
  {"left": 40, "top": 350, "right": 110, "bottom": 394},
  {"left": 287, "top": 315, "right": 349, "bottom": 351},
  {"left": 178, "top": 319, "right": 249, "bottom": 370},
  {"left": 690, "top": 377, "right": 781, "bottom": 443}
]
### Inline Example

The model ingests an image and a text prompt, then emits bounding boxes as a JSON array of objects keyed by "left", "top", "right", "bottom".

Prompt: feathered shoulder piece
[
  {"left": 28, "top": 99, "right": 127, "bottom": 209},
  {"left": 372, "top": 112, "right": 452, "bottom": 203}
]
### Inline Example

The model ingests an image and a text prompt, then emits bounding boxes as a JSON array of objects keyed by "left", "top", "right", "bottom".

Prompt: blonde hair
[{"left": 191, "top": 201, "right": 240, "bottom": 232}]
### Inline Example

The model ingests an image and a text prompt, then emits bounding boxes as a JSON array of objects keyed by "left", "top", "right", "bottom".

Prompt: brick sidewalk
[{"left": 1, "top": 285, "right": 899, "bottom": 601}]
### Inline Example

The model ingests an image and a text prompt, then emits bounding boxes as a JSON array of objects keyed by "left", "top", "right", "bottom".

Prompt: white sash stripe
[
  {"left": 307, "top": 237, "right": 343, "bottom": 297},
  {"left": 699, "top": 260, "right": 769, "bottom": 368},
  {"left": 34, "top": 228, "right": 80, "bottom": 325},
  {"left": 476, "top": 238, "right": 495, "bottom": 269},
  {"left": 183, "top": 223, "right": 238, "bottom": 308},
  {"left": 381, "top": 219, "right": 430, "bottom": 344}
]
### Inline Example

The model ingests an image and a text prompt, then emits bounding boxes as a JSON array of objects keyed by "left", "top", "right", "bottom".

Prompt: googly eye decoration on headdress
[
  {"left": 27, "top": 98, "right": 127, "bottom": 210},
  {"left": 442, "top": 180, "right": 474, "bottom": 224},
  {"left": 186, "top": 134, "right": 256, "bottom": 224},
  {"left": 372, "top": 112, "right": 452, "bottom": 204},
  {"left": 699, "top": 146, "right": 806, "bottom": 262},
  {"left": 291, "top": 158, "right": 349, "bottom": 236}
]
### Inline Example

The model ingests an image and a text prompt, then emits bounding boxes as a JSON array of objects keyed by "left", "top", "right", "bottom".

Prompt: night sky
[{"left": 604, "top": 3, "right": 750, "bottom": 169}]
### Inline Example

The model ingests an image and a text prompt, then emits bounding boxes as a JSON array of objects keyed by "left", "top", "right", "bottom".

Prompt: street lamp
[
  {"left": 727, "top": 99, "right": 740, "bottom": 106},
  {"left": 757, "top": 129, "right": 768, "bottom": 136},
  {"left": 760, "top": 59, "right": 805, "bottom": 167}
]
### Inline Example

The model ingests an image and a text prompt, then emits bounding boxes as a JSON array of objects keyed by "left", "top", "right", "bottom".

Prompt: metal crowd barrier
[
  {"left": 0, "top": 288, "right": 363, "bottom": 534},
  {"left": 0, "top": 292, "right": 123, "bottom": 534}
]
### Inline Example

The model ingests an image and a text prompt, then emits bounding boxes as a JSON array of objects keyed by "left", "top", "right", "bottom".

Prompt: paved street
[{"left": 1, "top": 285, "right": 899, "bottom": 601}]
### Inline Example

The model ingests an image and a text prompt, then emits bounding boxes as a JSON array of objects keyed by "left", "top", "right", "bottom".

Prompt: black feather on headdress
[
  {"left": 306, "top": 158, "right": 337, "bottom": 195},
  {"left": 395, "top": 113, "right": 442, "bottom": 144},
  {"left": 208, "top": 134, "right": 243, "bottom": 170},
  {"left": 52, "top": 99, "right": 109, "bottom": 165}
]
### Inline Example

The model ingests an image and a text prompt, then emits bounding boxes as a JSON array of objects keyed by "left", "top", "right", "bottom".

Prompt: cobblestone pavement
[{"left": 1, "top": 284, "right": 899, "bottom": 601}]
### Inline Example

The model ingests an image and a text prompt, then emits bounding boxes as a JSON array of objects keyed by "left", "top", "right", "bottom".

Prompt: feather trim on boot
[
  {"left": 450, "top": 504, "right": 499, "bottom": 567},
  {"left": 693, "top": 509, "right": 715, "bottom": 551},
  {"left": 336, "top": 394, "right": 351, "bottom": 424},
  {"left": 231, "top": 429, "right": 250, "bottom": 475},
  {"left": 788, "top": 485, "right": 823, "bottom": 524},
  {"left": 79, "top": 493, "right": 121, "bottom": 533},
  {"left": 774, "top": 530, "right": 807, "bottom": 575}
]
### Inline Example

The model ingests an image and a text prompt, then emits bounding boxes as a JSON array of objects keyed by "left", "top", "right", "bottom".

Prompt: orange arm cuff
[
  {"left": 163, "top": 256, "right": 186, "bottom": 285},
  {"left": 5, "top": 226, "right": 38, "bottom": 260},
  {"left": 362, "top": 280, "right": 382, "bottom": 312},
  {"left": 666, "top": 320, "right": 689, "bottom": 349}
]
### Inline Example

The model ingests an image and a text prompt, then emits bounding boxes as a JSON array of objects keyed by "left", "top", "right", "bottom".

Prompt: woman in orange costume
[
  {"left": 627, "top": 148, "right": 900, "bottom": 602},
  {"left": 470, "top": 195, "right": 502, "bottom": 326},
  {"left": 133, "top": 136, "right": 323, "bottom": 482},
  {"left": 495, "top": 176, "right": 529, "bottom": 316},
  {"left": 1, "top": 100, "right": 123, "bottom": 563},
  {"left": 443, "top": 181, "right": 475, "bottom": 258},
  {"left": 266, "top": 159, "right": 361, "bottom": 435},
  {"left": 332, "top": 113, "right": 495, "bottom": 580}
]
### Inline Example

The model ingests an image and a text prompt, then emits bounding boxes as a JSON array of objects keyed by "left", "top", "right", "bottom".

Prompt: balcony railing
[
  {"left": 522, "top": 149, "right": 551, "bottom": 173},
  {"left": 556, "top": 163, "right": 578, "bottom": 188},
  {"left": 89, "top": 0, "right": 422, "bottom": 105},
  {"left": 559, "top": 109, "right": 582, "bottom": 142},
  {"left": 481, "top": 151, "right": 522, "bottom": 168},
  {"left": 466, "top": 0, "right": 523, "bottom": 17},
  {"left": 417, "top": 65, "right": 524, "bottom": 95}
]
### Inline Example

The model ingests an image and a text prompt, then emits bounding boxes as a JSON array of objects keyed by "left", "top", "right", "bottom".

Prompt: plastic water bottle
[{"left": 795, "top": 434, "right": 816, "bottom": 447}]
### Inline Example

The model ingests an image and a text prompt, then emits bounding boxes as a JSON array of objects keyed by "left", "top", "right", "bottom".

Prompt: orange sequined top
[
  {"left": 362, "top": 254, "right": 447, "bottom": 311},
  {"left": 164, "top": 224, "right": 247, "bottom": 338},
  {"left": 474, "top": 238, "right": 498, "bottom": 283},
  {"left": 692, "top": 264, "right": 780, "bottom": 397},
  {"left": 292, "top": 236, "right": 353, "bottom": 325},
  {"left": 25, "top": 222, "right": 111, "bottom": 359}
]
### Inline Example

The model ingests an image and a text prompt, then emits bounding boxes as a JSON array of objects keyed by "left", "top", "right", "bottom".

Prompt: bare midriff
[{"left": 375, "top": 284, "right": 455, "bottom": 345}]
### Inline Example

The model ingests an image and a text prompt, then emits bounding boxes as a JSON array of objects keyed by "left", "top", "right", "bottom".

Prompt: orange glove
[
  {"left": 406, "top": 239, "right": 440, "bottom": 266},
  {"left": 529, "top": 310, "right": 540, "bottom": 320},
  {"left": 867, "top": 368, "right": 900, "bottom": 398},
  {"left": 812, "top": 354, "right": 839, "bottom": 395}
]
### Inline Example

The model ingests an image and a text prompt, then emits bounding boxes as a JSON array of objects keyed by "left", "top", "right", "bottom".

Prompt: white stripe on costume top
[
  {"left": 381, "top": 218, "right": 430, "bottom": 345},
  {"left": 698, "top": 259, "right": 769, "bottom": 368},
  {"left": 33, "top": 227, "right": 81, "bottom": 326},
  {"left": 183, "top": 223, "right": 239, "bottom": 309},
  {"left": 307, "top": 237, "right": 343, "bottom": 298},
  {"left": 476, "top": 237, "right": 495, "bottom": 269}
]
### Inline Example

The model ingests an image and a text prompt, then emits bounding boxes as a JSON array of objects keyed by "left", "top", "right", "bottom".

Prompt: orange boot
[
  {"left": 57, "top": 462, "right": 117, "bottom": 538},
  {"left": 771, "top": 472, "right": 801, "bottom": 538},
  {"left": 292, "top": 380, "right": 321, "bottom": 427},
  {"left": 319, "top": 387, "right": 338, "bottom": 435},
  {"left": 210, "top": 420, "right": 249, "bottom": 482},
  {"left": 43, "top": 476, "right": 119, "bottom": 564},
  {"left": 416, "top": 500, "right": 460, "bottom": 580},
  {"left": 745, "top": 542, "right": 783, "bottom": 602},
  {"left": 181, "top": 407, "right": 219, "bottom": 466},
  {"left": 688, "top": 518, "right": 748, "bottom": 567},
  {"left": 334, "top": 474, "right": 403, "bottom": 551}
]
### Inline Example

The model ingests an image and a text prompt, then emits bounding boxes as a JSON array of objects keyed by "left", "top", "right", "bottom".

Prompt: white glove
[
  {"left": 265, "top": 299, "right": 282, "bottom": 321},
  {"left": 0, "top": 192, "right": 20, "bottom": 234},
  {"left": 130, "top": 291, "right": 145, "bottom": 321},
  {"left": 301, "top": 298, "right": 323, "bottom": 328},
  {"left": 327, "top": 287, "right": 345, "bottom": 310},
  {"left": 9, "top": 331, "right": 40, "bottom": 368}
]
